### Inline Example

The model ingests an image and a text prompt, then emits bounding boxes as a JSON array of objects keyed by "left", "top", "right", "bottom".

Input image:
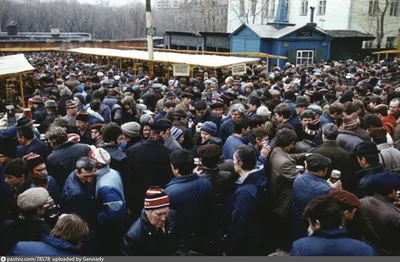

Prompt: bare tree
[
  {"left": 230, "top": 0, "right": 271, "bottom": 25},
  {"left": 352, "top": 0, "right": 400, "bottom": 48}
]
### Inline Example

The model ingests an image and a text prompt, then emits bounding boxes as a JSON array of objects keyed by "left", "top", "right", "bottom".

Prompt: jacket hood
[
  {"left": 87, "top": 107, "right": 104, "bottom": 121},
  {"left": 356, "top": 164, "right": 386, "bottom": 178},
  {"left": 312, "top": 227, "right": 349, "bottom": 239}
]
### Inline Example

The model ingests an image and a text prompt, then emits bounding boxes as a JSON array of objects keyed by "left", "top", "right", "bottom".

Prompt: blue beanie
[
  {"left": 171, "top": 126, "right": 184, "bottom": 140},
  {"left": 200, "top": 121, "right": 217, "bottom": 137}
]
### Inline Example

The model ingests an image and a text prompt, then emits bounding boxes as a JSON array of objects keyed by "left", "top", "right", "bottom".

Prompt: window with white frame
[
  {"left": 364, "top": 40, "right": 374, "bottom": 48},
  {"left": 262, "top": 0, "right": 270, "bottom": 18},
  {"left": 390, "top": 0, "right": 399, "bottom": 16},
  {"left": 240, "top": 0, "right": 245, "bottom": 17},
  {"left": 369, "top": 0, "right": 377, "bottom": 16},
  {"left": 317, "top": 0, "right": 326, "bottom": 15},
  {"left": 300, "top": 0, "right": 308, "bottom": 16},
  {"left": 296, "top": 50, "right": 314, "bottom": 66}
]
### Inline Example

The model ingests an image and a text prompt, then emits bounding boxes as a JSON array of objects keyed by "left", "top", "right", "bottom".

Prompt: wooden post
[
  {"left": 149, "top": 62, "right": 154, "bottom": 76},
  {"left": 190, "top": 65, "right": 194, "bottom": 78},
  {"left": 133, "top": 60, "right": 137, "bottom": 75},
  {"left": 107, "top": 57, "right": 110, "bottom": 66},
  {"left": 377, "top": 53, "right": 380, "bottom": 62},
  {"left": 119, "top": 58, "right": 122, "bottom": 71},
  {"left": 386, "top": 52, "right": 389, "bottom": 59},
  {"left": 19, "top": 74, "right": 25, "bottom": 108},
  {"left": 266, "top": 58, "right": 269, "bottom": 73}
]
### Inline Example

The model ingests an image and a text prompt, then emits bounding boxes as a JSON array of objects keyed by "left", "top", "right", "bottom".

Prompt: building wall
[
  {"left": 350, "top": 0, "right": 400, "bottom": 48},
  {"left": 230, "top": 26, "right": 261, "bottom": 52},
  {"left": 287, "top": 0, "right": 351, "bottom": 30},
  {"left": 227, "top": 0, "right": 281, "bottom": 33}
]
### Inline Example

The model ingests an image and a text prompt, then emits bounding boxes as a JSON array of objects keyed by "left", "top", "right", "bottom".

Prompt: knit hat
[
  {"left": 74, "top": 93, "right": 85, "bottom": 104},
  {"left": 121, "top": 122, "right": 141, "bottom": 138},
  {"left": 329, "top": 189, "right": 360, "bottom": 207},
  {"left": 22, "top": 153, "right": 45, "bottom": 171},
  {"left": 17, "top": 187, "right": 49, "bottom": 211},
  {"left": 197, "top": 144, "right": 220, "bottom": 161},
  {"left": 89, "top": 148, "right": 111, "bottom": 166},
  {"left": 200, "top": 121, "right": 217, "bottom": 136},
  {"left": 66, "top": 100, "right": 78, "bottom": 109},
  {"left": 140, "top": 114, "right": 153, "bottom": 124},
  {"left": 305, "top": 119, "right": 320, "bottom": 136},
  {"left": 343, "top": 113, "right": 360, "bottom": 130},
  {"left": 67, "top": 133, "right": 80, "bottom": 142},
  {"left": 171, "top": 126, "right": 184, "bottom": 140},
  {"left": 371, "top": 172, "right": 400, "bottom": 193},
  {"left": 256, "top": 106, "right": 270, "bottom": 117},
  {"left": 307, "top": 104, "right": 323, "bottom": 116},
  {"left": 144, "top": 186, "right": 170, "bottom": 210},
  {"left": 76, "top": 111, "right": 89, "bottom": 122},
  {"left": 32, "top": 96, "right": 43, "bottom": 104}
]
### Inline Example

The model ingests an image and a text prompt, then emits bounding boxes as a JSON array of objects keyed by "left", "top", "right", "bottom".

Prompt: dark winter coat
[
  {"left": 0, "top": 167, "right": 10, "bottom": 225},
  {"left": 291, "top": 228, "right": 375, "bottom": 256},
  {"left": 8, "top": 235, "right": 80, "bottom": 256},
  {"left": 354, "top": 165, "right": 388, "bottom": 199},
  {"left": 121, "top": 209, "right": 182, "bottom": 256},
  {"left": 292, "top": 173, "right": 332, "bottom": 240},
  {"left": 355, "top": 193, "right": 400, "bottom": 255},
  {"left": 101, "top": 145, "right": 129, "bottom": 196},
  {"left": 219, "top": 166, "right": 267, "bottom": 255},
  {"left": 336, "top": 130, "right": 364, "bottom": 154},
  {"left": 218, "top": 118, "right": 235, "bottom": 143},
  {"left": 46, "top": 141, "right": 91, "bottom": 188},
  {"left": 126, "top": 139, "right": 174, "bottom": 220},
  {"left": 61, "top": 171, "right": 96, "bottom": 229},
  {"left": 32, "top": 106, "right": 47, "bottom": 126},
  {"left": 16, "top": 139, "right": 52, "bottom": 159},
  {"left": 0, "top": 217, "right": 52, "bottom": 255},
  {"left": 165, "top": 174, "right": 214, "bottom": 254},
  {"left": 310, "top": 141, "right": 359, "bottom": 192}
]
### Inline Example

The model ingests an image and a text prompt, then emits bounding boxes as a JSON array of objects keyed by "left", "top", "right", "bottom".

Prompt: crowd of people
[{"left": 0, "top": 52, "right": 400, "bottom": 256}]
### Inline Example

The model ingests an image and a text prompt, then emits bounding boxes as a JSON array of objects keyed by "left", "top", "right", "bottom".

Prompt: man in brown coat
[{"left": 268, "top": 128, "right": 307, "bottom": 251}]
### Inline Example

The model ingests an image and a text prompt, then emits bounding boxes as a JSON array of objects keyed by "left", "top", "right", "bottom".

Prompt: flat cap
[
  {"left": 44, "top": 100, "right": 57, "bottom": 108},
  {"left": 306, "top": 153, "right": 331, "bottom": 172},
  {"left": 355, "top": 141, "right": 380, "bottom": 155},
  {"left": 371, "top": 172, "right": 400, "bottom": 192},
  {"left": 150, "top": 119, "right": 172, "bottom": 131},
  {"left": 17, "top": 187, "right": 49, "bottom": 211}
]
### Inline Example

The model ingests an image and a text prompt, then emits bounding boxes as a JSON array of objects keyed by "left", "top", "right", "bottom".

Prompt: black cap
[
  {"left": 210, "top": 102, "right": 225, "bottom": 109},
  {"left": 355, "top": 141, "right": 380, "bottom": 156},
  {"left": 150, "top": 119, "right": 172, "bottom": 131},
  {"left": 372, "top": 172, "right": 400, "bottom": 192},
  {"left": 194, "top": 100, "right": 207, "bottom": 110},
  {"left": 306, "top": 153, "right": 332, "bottom": 172}
]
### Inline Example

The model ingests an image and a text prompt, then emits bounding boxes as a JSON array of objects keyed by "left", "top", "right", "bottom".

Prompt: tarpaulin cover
[{"left": 0, "top": 54, "right": 35, "bottom": 76}]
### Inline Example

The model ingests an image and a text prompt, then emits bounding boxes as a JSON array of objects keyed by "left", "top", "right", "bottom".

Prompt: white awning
[
  {"left": 0, "top": 54, "right": 35, "bottom": 76},
  {"left": 67, "top": 47, "right": 260, "bottom": 68}
]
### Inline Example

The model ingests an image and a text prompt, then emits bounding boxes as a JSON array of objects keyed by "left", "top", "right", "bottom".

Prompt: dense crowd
[{"left": 0, "top": 53, "right": 400, "bottom": 256}]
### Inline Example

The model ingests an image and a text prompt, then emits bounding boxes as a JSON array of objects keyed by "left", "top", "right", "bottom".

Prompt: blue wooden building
[
  {"left": 230, "top": 0, "right": 373, "bottom": 68},
  {"left": 230, "top": 0, "right": 332, "bottom": 68}
]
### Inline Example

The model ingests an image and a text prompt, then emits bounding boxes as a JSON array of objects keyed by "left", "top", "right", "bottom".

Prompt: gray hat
[
  {"left": 121, "top": 122, "right": 141, "bottom": 137},
  {"left": 307, "top": 104, "right": 323, "bottom": 116},
  {"left": 45, "top": 99, "right": 57, "bottom": 108},
  {"left": 152, "top": 83, "right": 162, "bottom": 89},
  {"left": 17, "top": 187, "right": 49, "bottom": 211},
  {"left": 296, "top": 96, "right": 309, "bottom": 107}
]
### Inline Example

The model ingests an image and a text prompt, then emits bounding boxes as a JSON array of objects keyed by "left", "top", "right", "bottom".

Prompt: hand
[
  {"left": 195, "top": 123, "right": 202, "bottom": 133},
  {"left": 193, "top": 166, "right": 202, "bottom": 175},
  {"left": 305, "top": 153, "right": 313, "bottom": 157},
  {"left": 261, "top": 145, "right": 271, "bottom": 158},
  {"left": 327, "top": 179, "right": 342, "bottom": 189}
]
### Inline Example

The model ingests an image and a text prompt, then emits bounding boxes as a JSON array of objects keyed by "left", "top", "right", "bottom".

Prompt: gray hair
[
  {"left": 229, "top": 103, "right": 245, "bottom": 116},
  {"left": 390, "top": 97, "right": 400, "bottom": 106},
  {"left": 76, "top": 157, "right": 96, "bottom": 173},
  {"left": 321, "top": 123, "right": 339, "bottom": 141},
  {"left": 45, "top": 126, "right": 68, "bottom": 146}
]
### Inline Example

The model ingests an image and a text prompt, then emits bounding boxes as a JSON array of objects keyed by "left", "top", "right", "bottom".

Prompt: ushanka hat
[{"left": 144, "top": 186, "right": 170, "bottom": 210}]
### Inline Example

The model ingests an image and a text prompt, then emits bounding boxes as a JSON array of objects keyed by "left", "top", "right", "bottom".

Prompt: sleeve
[
  {"left": 290, "top": 241, "right": 302, "bottom": 256},
  {"left": 120, "top": 232, "right": 138, "bottom": 256},
  {"left": 279, "top": 160, "right": 300, "bottom": 182},
  {"left": 224, "top": 190, "right": 256, "bottom": 256},
  {"left": 102, "top": 105, "right": 111, "bottom": 124},
  {"left": 97, "top": 186, "right": 126, "bottom": 225},
  {"left": 61, "top": 194, "right": 91, "bottom": 223}
]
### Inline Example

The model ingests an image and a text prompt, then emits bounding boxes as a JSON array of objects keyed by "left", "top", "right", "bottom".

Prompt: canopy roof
[
  {"left": 67, "top": 47, "right": 260, "bottom": 68},
  {"left": 0, "top": 54, "right": 35, "bottom": 76},
  {"left": 373, "top": 49, "right": 400, "bottom": 55}
]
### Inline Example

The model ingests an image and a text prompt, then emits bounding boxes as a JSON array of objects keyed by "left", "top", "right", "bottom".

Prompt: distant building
[
  {"left": 164, "top": 31, "right": 230, "bottom": 51},
  {"left": 230, "top": 0, "right": 374, "bottom": 67}
]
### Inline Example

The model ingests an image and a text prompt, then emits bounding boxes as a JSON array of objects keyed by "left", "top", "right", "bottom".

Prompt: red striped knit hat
[{"left": 144, "top": 186, "right": 170, "bottom": 210}]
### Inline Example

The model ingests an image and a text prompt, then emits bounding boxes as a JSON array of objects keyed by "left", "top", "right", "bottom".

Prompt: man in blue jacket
[
  {"left": 165, "top": 149, "right": 214, "bottom": 255},
  {"left": 292, "top": 153, "right": 340, "bottom": 240},
  {"left": 220, "top": 145, "right": 267, "bottom": 256},
  {"left": 291, "top": 194, "right": 374, "bottom": 256},
  {"left": 89, "top": 148, "right": 126, "bottom": 255},
  {"left": 223, "top": 119, "right": 249, "bottom": 160},
  {"left": 16, "top": 126, "right": 51, "bottom": 159}
]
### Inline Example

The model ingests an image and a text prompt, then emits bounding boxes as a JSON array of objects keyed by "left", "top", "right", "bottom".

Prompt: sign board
[
  {"left": 231, "top": 63, "right": 246, "bottom": 75},
  {"left": 173, "top": 64, "right": 190, "bottom": 76}
]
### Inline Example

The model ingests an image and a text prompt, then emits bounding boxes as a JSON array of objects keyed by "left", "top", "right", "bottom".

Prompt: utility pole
[{"left": 146, "top": 0, "right": 154, "bottom": 60}]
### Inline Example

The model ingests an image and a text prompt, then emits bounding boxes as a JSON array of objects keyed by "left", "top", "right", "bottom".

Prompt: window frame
[
  {"left": 390, "top": 0, "right": 399, "bottom": 16},
  {"left": 300, "top": 0, "right": 309, "bottom": 16},
  {"left": 317, "top": 0, "right": 327, "bottom": 15},
  {"left": 296, "top": 50, "right": 315, "bottom": 66}
]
